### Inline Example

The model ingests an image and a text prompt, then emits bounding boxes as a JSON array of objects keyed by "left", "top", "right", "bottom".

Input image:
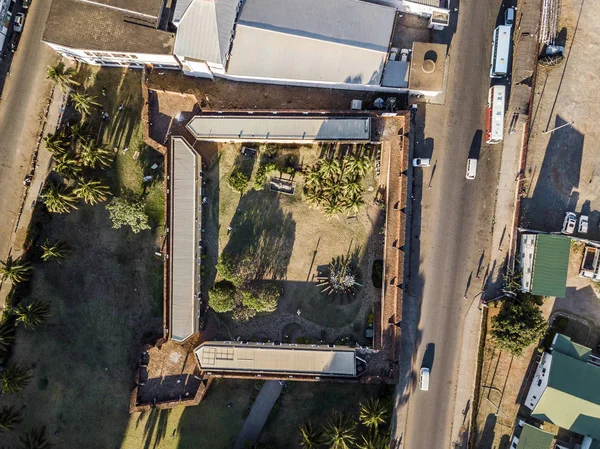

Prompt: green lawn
[
  {"left": 121, "top": 379, "right": 257, "bottom": 449},
  {"left": 0, "top": 67, "right": 165, "bottom": 448}
]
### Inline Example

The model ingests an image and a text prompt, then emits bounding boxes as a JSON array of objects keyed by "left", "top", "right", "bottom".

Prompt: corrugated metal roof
[
  {"left": 532, "top": 350, "right": 600, "bottom": 440},
  {"left": 173, "top": 0, "right": 194, "bottom": 24},
  {"left": 237, "top": 0, "right": 395, "bottom": 52},
  {"left": 174, "top": 0, "right": 239, "bottom": 65},
  {"left": 170, "top": 137, "right": 199, "bottom": 342},
  {"left": 382, "top": 60, "right": 409, "bottom": 88},
  {"left": 515, "top": 424, "right": 554, "bottom": 449},
  {"left": 187, "top": 115, "right": 371, "bottom": 142},
  {"left": 195, "top": 342, "right": 357, "bottom": 376},
  {"left": 553, "top": 334, "right": 591, "bottom": 362},
  {"left": 404, "top": 0, "right": 443, "bottom": 8},
  {"left": 227, "top": 25, "right": 387, "bottom": 85},
  {"left": 531, "top": 234, "right": 570, "bottom": 297}
]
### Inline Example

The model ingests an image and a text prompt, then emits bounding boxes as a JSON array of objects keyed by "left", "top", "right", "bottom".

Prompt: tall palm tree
[
  {"left": 46, "top": 62, "right": 79, "bottom": 92},
  {"left": 52, "top": 153, "right": 82, "bottom": 179},
  {"left": 322, "top": 413, "right": 356, "bottom": 449},
  {"left": 73, "top": 178, "right": 110, "bottom": 205},
  {"left": 14, "top": 301, "right": 51, "bottom": 329},
  {"left": 18, "top": 426, "right": 52, "bottom": 449},
  {"left": 299, "top": 422, "right": 320, "bottom": 449},
  {"left": 0, "top": 257, "right": 32, "bottom": 284},
  {"left": 0, "top": 405, "right": 24, "bottom": 433},
  {"left": 43, "top": 133, "right": 69, "bottom": 157},
  {"left": 71, "top": 92, "right": 100, "bottom": 117},
  {"left": 0, "top": 321, "right": 15, "bottom": 355},
  {"left": 355, "top": 432, "right": 388, "bottom": 449},
  {"left": 40, "top": 239, "right": 70, "bottom": 262},
  {"left": 359, "top": 399, "right": 387, "bottom": 432},
  {"left": 346, "top": 156, "right": 372, "bottom": 178},
  {"left": 79, "top": 139, "right": 113, "bottom": 168},
  {"left": 343, "top": 180, "right": 362, "bottom": 198},
  {"left": 1, "top": 364, "right": 31, "bottom": 394},
  {"left": 41, "top": 183, "right": 78, "bottom": 214}
]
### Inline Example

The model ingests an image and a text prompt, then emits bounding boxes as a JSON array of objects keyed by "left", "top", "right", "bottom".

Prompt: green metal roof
[
  {"left": 516, "top": 424, "right": 554, "bottom": 449},
  {"left": 531, "top": 234, "right": 570, "bottom": 297},
  {"left": 532, "top": 351, "right": 600, "bottom": 439},
  {"left": 553, "top": 334, "right": 590, "bottom": 362}
]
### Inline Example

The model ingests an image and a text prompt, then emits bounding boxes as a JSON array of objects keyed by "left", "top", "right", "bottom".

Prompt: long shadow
[
  {"left": 142, "top": 408, "right": 171, "bottom": 449},
  {"left": 521, "top": 116, "right": 584, "bottom": 231}
]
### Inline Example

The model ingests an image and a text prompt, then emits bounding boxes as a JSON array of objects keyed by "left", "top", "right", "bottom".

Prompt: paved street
[
  {"left": 393, "top": 0, "right": 507, "bottom": 448},
  {"left": 0, "top": 0, "right": 56, "bottom": 259}
]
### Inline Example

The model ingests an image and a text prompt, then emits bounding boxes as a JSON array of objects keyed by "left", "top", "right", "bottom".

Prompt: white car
[
  {"left": 400, "top": 48, "right": 410, "bottom": 62},
  {"left": 14, "top": 12, "right": 24, "bottom": 33},
  {"left": 412, "top": 158, "right": 431, "bottom": 167},
  {"left": 561, "top": 212, "right": 577, "bottom": 235},
  {"left": 419, "top": 367, "right": 430, "bottom": 391},
  {"left": 578, "top": 215, "right": 589, "bottom": 234}
]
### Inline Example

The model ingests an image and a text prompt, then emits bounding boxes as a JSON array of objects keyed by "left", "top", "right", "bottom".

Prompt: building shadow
[{"left": 521, "top": 116, "right": 584, "bottom": 231}]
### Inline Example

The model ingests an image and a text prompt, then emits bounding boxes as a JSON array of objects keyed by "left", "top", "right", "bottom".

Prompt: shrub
[
  {"left": 228, "top": 171, "right": 249, "bottom": 194},
  {"left": 254, "top": 162, "right": 278, "bottom": 190},
  {"left": 105, "top": 193, "right": 150, "bottom": 234},
  {"left": 208, "top": 280, "right": 237, "bottom": 313},
  {"left": 216, "top": 253, "right": 243, "bottom": 286},
  {"left": 372, "top": 260, "right": 383, "bottom": 288},
  {"left": 241, "top": 283, "right": 280, "bottom": 313}
]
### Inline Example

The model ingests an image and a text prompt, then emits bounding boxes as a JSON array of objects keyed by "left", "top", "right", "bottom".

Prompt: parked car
[
  {"left": 23, "top": 0, "right": 31, "bottom": 9},
  {"left": 412, "top": 158, "right": 431, "bottom": 167},
  {"left": 389, "top": 47, "right": 399, "bottom": 61},
  {"left": 561, "top": 212, "right": 577, "bottom": 235},
  {"left": 505, "top": 7, "right": 515, "bottom": 26},
  {"left": 10, "top": 32, "right": 20, "bottom": 53},
  {"left": 419, "top": 367, "right": 430, "bottom": 391},
  {"left": 14, "top": 12, "right": 24, "bottom": 33},
  {"left": 578, "top": 215, "right": 589, "bottom": 234},
  {"left": 400, "top": 48, "right": 410, "bottom": 62}
]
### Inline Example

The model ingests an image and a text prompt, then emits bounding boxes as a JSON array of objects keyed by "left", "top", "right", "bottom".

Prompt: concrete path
[{"left": 233, "top": 380, "right": 283, "bottom": 449}]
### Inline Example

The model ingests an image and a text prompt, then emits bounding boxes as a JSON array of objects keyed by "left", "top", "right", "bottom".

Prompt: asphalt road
[
  {"left": 0, "top": 0, "right": 55, "bottom": 258},
  {"left": 396, "top": 1, "right": 505, "bottom": 448}
]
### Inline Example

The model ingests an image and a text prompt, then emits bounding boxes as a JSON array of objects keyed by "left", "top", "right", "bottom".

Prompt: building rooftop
[
  {"left": 173, "top": 0, "right": 239, "bottom": 65},
  {"left": 43, "top": 0, "right": 175, "bottom": 54},
  {"left": 516, "top": 424, "right": 554, "bottom": 449},
  {"left": 531, "top": 234, "right": 570, "bottom": 297},
  {"left": 553, "top": 334, "right": 591, "bottom": 362},
  {"left": 195, "top": 342, "right": 357, "bottom": 376},
  {"left": 186, "top": 115, "right": 372, "bottom": 142},
  {"left": 88, "top": 0, "right": 163, "bottom": 17},
  {"left": 199, "top": 0, "right": 397, "bottom": 86},
  {"left": 169, "top": 137, "right": 199, "bottom": 342},
  {"left": 408, "top": 42, "right": 447, "bottom": 93},
  {"left": 532, "top": 335, "right": 600, "bottom": 440}
]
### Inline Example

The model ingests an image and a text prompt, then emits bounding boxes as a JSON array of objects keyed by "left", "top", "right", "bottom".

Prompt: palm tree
[
  {"left": 79, "top": 139, "right": 113, "bottom": 168},
  {"left": 322, "top": 413, "right": 356, "bottom": 449},
  {"left": 304, "top": 170, "right": 322, "bottom": 190},
  {"left": 324, "top": 200, "right": 343, "bottom": 218},
  {"left": 40, "top": 239, "right": 70, "bottom": 262},
  {"left": 343, "top": 181, "right": 362, "bottom": 198},
  {"left": 359, "top": 399, "right": 387, "bottom": 432},
  {"left": 0, "top": 256, "right": 32, "bottom": 284},
  {"left": 346, "top": 156, "right": 372, "bottom": 178},
  {"left": 355, "top": 432, "right": 388, "bottom": 449},
  {"left": 1, "top": 364, "right": 31, "bottom": 394},
  {"left": 46, "top": 62, "right": 79, "bottom": 92},
  {"left": 344, "top": 193, "right": 364, "bottom": 214},
  {"left": 53, "top": 153, "right": 82, "bottom": 179},
  {"left": 41, "top": 183, "right": 78, "bottom": 214},
  {"left": 0, "top": 321, "right": 15, "bottom": 354},
  {"left": 71, "top": 92, "right": 100, "bottom": 117},
  {"left": 14, "top": 301, "right": 51, "bottom": 329},
  {"left": 0, "top": 405, "right": 24, "bottom": 433},
  {"left": 73, "top": 178, "right": 110, "bottom": 205},
  {"left": 299, "top": 422, "right": 320, "bottom": 449},
  {"left": 18, "top": 426, "right": 52, "bottom": 449},
  {"left": 43, "top": 133, "right": 69, "bottom": 157}
]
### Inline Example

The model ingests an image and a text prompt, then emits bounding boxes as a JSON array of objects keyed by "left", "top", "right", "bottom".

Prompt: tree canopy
[
  {"left": 490, "top": 297, "right": 548, "bottom": 356},
  {"left": 241, "top": 284, "right": 280, "bottom": 313},
  {"left": 228, "top": 171, "right": 249, "bottom": 194},
  {"left": 208, "top": 280, "right": 237, "bottom": 313},
  {"left": 105, "top": 194, "right": 150, "bottom": 234}
]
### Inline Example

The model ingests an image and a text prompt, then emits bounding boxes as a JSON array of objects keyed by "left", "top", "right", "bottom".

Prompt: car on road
[
  {"left": 561, "top": 212, "right": 577, "bottom": 235},
  {"left": 466, "top": 158, "right": 477, "bottom": 179},
  {"left": 412, "top": 157, "right": 431, "bottom": 167},
  {"left": 419, "top": 367, "right": 430, "bottom": 391},
  {"left": 23, "top": 0, "right": 31, "bottom": 9},
  {"left": 578, "top": 215, "right": 589, "bottom": 234},
  {"left": 505, "top": 7, "right": 515, "bottom": 26},
  {"left": 14, "top": 12, "right": 24, "bottom": 33}
]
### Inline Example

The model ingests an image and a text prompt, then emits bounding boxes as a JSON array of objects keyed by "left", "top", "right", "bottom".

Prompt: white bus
[
  {"left": 490, "top": 25, "right": 511, "bottom": 78},
  {"left": 486, "top": 85, "right": 505, "bottom": 144}
]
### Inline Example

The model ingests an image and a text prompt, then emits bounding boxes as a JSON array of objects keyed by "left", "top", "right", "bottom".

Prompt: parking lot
[{"left": 521, "top": 0, "right": 600, "bottom": 240}]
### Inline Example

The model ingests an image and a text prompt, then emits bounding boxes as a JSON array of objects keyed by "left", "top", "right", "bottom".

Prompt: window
[
  {"left": 537, "top": 379, "right": 542, "bottom": 387},
  {"left": 111, "top": 53, "right": 129, "bottom": 58}
]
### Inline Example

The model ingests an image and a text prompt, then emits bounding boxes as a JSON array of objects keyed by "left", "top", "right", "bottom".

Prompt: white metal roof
[
  {"left": 520, "top": 233, "right": 536, "bottom": 292},
  {"left": 490, "top": 25, "right": 511, "bottom": 77},
  {"left": 488, "top": 85, "right": 506, "bottom": 142},
  {"left": 170, "top": 137, "right": 199, "bottom": 342},
  {"left": 186, "top": 115, "right": 371, "bottom": 142},
  {"left": 195, "top": 342, "right": 357, "bottom": 376}
]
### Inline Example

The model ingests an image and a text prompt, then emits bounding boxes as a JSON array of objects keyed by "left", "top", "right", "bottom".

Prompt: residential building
[
  {"left": 509, "top": 421, "right": 554, "bottom": 449},
  {"left": 42, "top": 0, "right": 180, "bottom": 69},
  {"left": 519, "top": 233, "right": 570, "bottom": 297},
  {"left": 525, "top": 334, "right": 600, "bottom": 448}
]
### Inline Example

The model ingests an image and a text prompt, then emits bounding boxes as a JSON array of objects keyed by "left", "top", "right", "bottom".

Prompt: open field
[
  {"left": 202, "top": 142, "right": 384, "bottom": 343},
  {"left": 122, "top": 379, "right": 257, "bottom": 449},
  {"left": 259, "top": 382, "right": 395, "bottom": 449},
  {"left": 0, "top": 67, "right": 165, "bottom": 447}
]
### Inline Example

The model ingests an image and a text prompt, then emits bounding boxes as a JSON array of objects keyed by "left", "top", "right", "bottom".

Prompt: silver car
[{"left": 561, "top": 212, "right": 577, "bottom": 235}]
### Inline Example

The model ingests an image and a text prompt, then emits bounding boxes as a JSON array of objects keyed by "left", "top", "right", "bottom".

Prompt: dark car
[
  {"left": 23, "top": 0, "right": 31, "bottom": 8},
  {"left": 10, "top": 32, "right": 20, "bottom": 53}
]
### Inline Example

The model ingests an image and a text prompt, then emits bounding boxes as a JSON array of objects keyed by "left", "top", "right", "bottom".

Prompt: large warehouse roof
[
  {"left": 169, "top": 138, "right": 199, "bottom": 342},
  {"left": 187, "top": 115, "right": 371, "bottom": 142},
  {"left": 195, "top": 342, "right": 357, "bottom": 376}
]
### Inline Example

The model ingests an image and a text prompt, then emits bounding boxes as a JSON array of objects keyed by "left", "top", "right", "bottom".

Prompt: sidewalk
[
  {"left": 233, "top": 380, "right": 283, "bottom": 449},
  {"left": 0, "top": 86, "right": 66, "bottom": 308}
]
